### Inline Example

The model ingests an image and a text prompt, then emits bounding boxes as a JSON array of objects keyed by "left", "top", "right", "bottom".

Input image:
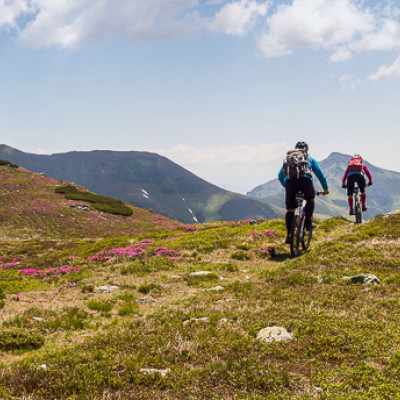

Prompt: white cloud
[
  {"left": 18, "top": 0, "right": 203, "bottom": 48},
  {"left": 156, "top": 143, "right": 289, "bottom": 166},
  {"left": 2, "top": 0, "right": 400, "bottom": 85},
  {"left": 257, "top": 0, "right": 400, "bottom": 61},
  {"left": 10, "top": 0, "right": 270, "bottom": 48},
  {"left": 368, "top": 54, "right": 400, "bottom": 80},
  {"left": 0, "top": 0, "right": 31, "bottom": 30},
  {"left": 209, "top": 0, "right": 270, "bottom": 36}
]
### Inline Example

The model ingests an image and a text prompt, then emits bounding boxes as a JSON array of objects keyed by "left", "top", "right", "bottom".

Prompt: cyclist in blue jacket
[{"left": 278, "top": 142, "right": 329, "bottom": 244}]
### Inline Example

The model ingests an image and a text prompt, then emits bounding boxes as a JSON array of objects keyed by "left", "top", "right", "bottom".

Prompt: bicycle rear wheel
[
  {"left": 302, "top": 216, "right": 312, "bottom": 250},
  {"left": 290, "top": 215, "right": 301, "bottom": 257}
]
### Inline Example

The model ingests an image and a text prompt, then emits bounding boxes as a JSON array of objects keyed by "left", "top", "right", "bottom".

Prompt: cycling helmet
[
  {"left": 295, "top": 141, "right": 309, "bottom": 155},
  {"left": 353, "top": 154, "right": 362, "bottom": 162}
]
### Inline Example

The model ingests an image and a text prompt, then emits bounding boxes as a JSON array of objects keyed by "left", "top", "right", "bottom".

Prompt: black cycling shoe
[
  {"left": 349, "top": 209, "right": 355, "bottom": 215},
  {"left": 305, "top": 222, "right": 316, "bottom": 231},
  {"left": 362, "top": 206, "right": 367, "bottom": 212}
]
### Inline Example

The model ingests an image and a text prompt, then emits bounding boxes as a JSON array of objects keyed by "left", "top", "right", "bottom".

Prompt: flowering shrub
[
  {"left": 260, "top": 246, "right": 277, "bottom": 258},
  {"left": 0, "top": 257, "right": 25, "bottom": 270},
  {"left": 19, "top": 265, "right": 80, "bottom": 279},
  {"left": 250, "top": 230, "right": 276, "bottom": 241},
  {"left": 88, "top": 239, "right": 153, "bottom": 262},
  {"left": 153, "top": 247, "right": 180, "bottom": 260}
]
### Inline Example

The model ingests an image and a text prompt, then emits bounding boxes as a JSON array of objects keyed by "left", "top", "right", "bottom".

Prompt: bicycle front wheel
[
  {"left": 290, "top": 215, "right": 301, "bottom": 257},
  {"left": 355, "top": 198, "right": 362, "bottom": 224}
]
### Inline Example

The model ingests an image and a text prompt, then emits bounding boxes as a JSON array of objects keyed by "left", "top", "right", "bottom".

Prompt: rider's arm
[
  {"left": 342, "top": 167, "right": 349, "bottom": 186},
  {"left": 362, "top": 164, "right": 373, "bottom": 184},
  {"left": 278, "top": 168, "right": 286, "bottom": 187},
  {"left": 309, "top": 157, "right": 328, "bottom": 191}
]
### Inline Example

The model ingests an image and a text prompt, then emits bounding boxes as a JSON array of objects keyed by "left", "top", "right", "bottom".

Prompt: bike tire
[
  {"left": 355, "top": 198, "right": 362, "bottom": 224},
  {"left": 290, "top": 215, "right": 301, "bottom": 257},
  {"left": 302, "top": 217, "right": 312, "bottom": 250}
]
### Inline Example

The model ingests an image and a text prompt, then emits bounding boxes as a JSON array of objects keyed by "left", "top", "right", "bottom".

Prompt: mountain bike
[{"left": 289, "top": 191, "right": 323, "bottom": 257}]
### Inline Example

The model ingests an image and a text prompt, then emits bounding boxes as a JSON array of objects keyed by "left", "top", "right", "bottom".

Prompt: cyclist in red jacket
[{"left": 342, "top": 155, "right": 373, "bottom": 214}]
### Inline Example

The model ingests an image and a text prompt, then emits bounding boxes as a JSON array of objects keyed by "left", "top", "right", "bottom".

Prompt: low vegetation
[
  {"left": 55, "top": 185, "right": 133, "bottom": 216},
  {"left": 1, "top": 213, "right": 400, "bottom": 399}
]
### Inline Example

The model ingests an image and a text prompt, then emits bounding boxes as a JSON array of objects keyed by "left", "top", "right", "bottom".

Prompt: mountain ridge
[{"left": 0, "top": 144, "right": 281, "bottom": 223}]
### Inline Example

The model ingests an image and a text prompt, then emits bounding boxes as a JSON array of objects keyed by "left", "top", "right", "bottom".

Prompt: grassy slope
[
  {"left": 1, "top": 213, "right": 400, "bottom": 399},
  {"left": 0, "top": 165, "right": 176, "bottom": 240}
]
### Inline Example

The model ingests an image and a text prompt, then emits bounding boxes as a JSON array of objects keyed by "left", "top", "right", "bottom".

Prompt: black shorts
[
  {"left": 347, "top": 174, "right": 365, "bottom": 196},
  {"left": 285, "top": 177, "right": 315, "bottom": 210}
]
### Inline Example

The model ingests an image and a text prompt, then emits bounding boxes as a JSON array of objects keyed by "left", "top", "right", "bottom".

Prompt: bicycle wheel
[
  {"left": 290, "top": 215, "right": 301, "bottom": 257},
  {"left": 355, "top": 197, "right": 362, "bottom": 224},
  {"left": 302, "top": 216, "right": 312, "bottom": 250}
]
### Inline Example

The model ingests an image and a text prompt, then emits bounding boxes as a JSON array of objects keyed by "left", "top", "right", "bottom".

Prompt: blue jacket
[{"left": 278, "top": 155, "right": 328, "bottom": 190}]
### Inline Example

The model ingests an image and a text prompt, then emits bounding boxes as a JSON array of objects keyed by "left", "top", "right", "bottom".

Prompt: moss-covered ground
[{"left": 1, "top": 215, "right": 400, "bottom": 399}]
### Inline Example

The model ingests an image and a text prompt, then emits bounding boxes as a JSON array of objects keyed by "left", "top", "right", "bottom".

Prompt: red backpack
[{"left": 348, "top": 156, "right": 363, "bottom": 173}]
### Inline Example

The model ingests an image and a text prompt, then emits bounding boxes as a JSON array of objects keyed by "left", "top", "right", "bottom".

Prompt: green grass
[{"left": 1, "top": 216, "right": 400, "bottom": 398}]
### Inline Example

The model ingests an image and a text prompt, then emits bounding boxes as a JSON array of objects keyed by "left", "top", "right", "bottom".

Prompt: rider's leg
[
  {"left": 300, "top": 177, "right": 315, "bottom": 228},
  {"left": 361, "top": 193, "right": 366, "bottom": 208},
  {"left": 304, "top": 199, "right": 314, "bottom": 227},
  {"left": 347, "top": 175, "right": 356, "bottom": 214},
  {"left": 286, "top": 210, "right": 295, "bottom": 233},
  {"left": 357, "top": 175, "right": 367, "bottom": 211},
  {"left": 285, "top": 178, "right": 297, "bottom": 241},
  {"left": 348, "top": 195, "right": 353, "bottom": 211}
]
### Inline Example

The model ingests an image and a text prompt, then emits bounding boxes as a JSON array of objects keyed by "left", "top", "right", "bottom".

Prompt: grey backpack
[{"left": 283, "top": 149, "right": 309, "bottom": 178}]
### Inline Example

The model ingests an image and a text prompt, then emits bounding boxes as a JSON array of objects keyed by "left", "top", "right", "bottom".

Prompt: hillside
[
  {"left": 0, "top": 145, "right": 281, "bottom": 223},
  {"left": 0, "top": 162, "right": 176, "bottom": 239},
  {"left": 1, "top": 212, "right": 400, "bottom": 398},
  {"left": 247, "top": 152, "right": 400, "bottom": 219}
]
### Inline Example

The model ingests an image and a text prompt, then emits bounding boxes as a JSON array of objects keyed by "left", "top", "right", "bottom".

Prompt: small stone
[
  {"left": 32, "top": 317, "right": 45, "bottom": 322},
  {"left": 96, "top": 285, "right": 119, "bottom": 293},
  {"left": 206, "top": 286, "right": 224, "bottom": 292},
  {"left": 257, "top": 326, "right": 294, "bottom": 343},
  {"left": 140, "top": 368, "right": 170, "bottom": 377},
  {"left": 343, "top": 274, "right": 381, "bottom": 285},
  {"left": 190, "top": 271, "right": 212, "bottom": 276}
]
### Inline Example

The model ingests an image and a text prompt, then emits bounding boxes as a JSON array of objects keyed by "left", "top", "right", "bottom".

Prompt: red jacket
[{"left": 342, "top": 164, "right": 372, "bottom": 186}]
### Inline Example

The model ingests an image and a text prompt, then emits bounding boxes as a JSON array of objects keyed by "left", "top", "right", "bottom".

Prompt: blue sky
[{"left": 1, "top": 0, "right": 400, "bottom": 193}]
